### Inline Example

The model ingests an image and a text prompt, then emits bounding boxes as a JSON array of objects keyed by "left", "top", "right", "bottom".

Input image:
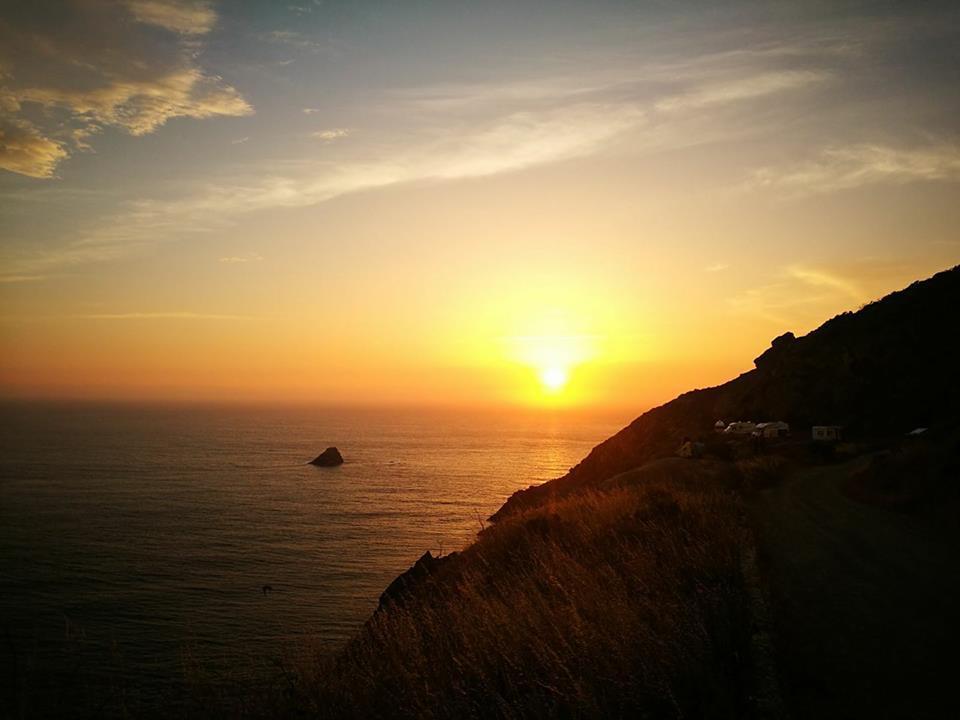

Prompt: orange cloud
[
  {"left": 0, "top": 118, "right": 67, "bottom": 178},
  {"left": 0, "top": 0, "right": 251, "bottom": 178},
  {"left": 127, "top": 0, "right": 217, "bottom": 35}
]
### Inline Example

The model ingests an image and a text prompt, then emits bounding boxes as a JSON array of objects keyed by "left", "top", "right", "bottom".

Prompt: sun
[
  {"left": 539, "top": 366, "right": 569, "bottom": 393},
  {"left": 500, "top": 307, "right": 602, "bottom": 403}
]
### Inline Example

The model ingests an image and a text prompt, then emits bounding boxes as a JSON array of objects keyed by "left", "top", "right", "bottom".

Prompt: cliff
[{"left": 493, "top": 265, "right": 960, "bottom": 519}]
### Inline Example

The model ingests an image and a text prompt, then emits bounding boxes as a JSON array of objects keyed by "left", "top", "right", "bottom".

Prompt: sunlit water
[{"left": 0, "top": 401, "right": 625, "bottom": 704}]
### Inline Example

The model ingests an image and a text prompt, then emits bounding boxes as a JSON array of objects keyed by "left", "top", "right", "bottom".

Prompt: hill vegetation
[{"left": 245, "top": 468, "right": 760, "bottom": 719}]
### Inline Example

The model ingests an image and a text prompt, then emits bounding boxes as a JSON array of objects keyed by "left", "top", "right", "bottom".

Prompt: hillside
[
  {"left": 494, "top": 265, "right": 960, "bottom": 519},
  {"left": 178, "top": 265, "right": 960, "bottom": 718},
  {"left": 275, "top": 467, "right": 760, "bottom": 719}
]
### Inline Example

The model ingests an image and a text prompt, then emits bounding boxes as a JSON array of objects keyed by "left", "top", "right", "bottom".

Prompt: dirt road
[{"left": 750, "top": 459, "right": 960, "bottom": 719}]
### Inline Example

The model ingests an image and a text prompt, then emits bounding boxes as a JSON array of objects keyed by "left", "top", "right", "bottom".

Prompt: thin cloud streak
[
  {"left": 311, "top": 128, "right": 350, "bottom": 141},
  {"left": 787, "top": 265, "right": 863, "bottom": 301},
  {"left": 725, "top": 260, "right": 933, "bottom": 325},
  {"left": 750, "top": 143, "right": 960, "bottom": 195},
  {"left": 219, "top": 253, "right": 263, "bottom": 263},
  {"left": 2, "top": 57, "right": 828, "bottom": 281},
  {"left": 0, "top": 274, "right": 50, "bottom": 284},
  {"left": 127, "top": 0, "right": 217, "bottom": 35},
  {"left": 654, "top": 70, "right": 826, "bottom": 113},
  {"left": 72, "top": 312, "right": 251, "bottom": 320}
]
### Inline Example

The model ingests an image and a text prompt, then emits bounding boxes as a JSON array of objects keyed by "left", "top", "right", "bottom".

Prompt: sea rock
[{"left": 310, "top": 447, "right": 344, "bottom": 466}]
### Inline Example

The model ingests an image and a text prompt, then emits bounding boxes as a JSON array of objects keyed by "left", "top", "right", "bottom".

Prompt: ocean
[{"left": 0, "top": 401, "right": 625, "bottom": 706}]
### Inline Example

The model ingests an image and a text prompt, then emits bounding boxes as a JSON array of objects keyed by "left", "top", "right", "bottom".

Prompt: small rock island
[{"left": 310, "top": 447, "right": 344, "bottom": 467}]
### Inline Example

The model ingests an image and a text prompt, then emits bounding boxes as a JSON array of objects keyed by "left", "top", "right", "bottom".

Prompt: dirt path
[{"left": 750, "top": 459, "right": 960, "bottom": 719}]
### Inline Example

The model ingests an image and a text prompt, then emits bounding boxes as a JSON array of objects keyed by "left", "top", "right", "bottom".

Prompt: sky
[{"left": 1, "top": 0, "right": 958, "bottom": 409}]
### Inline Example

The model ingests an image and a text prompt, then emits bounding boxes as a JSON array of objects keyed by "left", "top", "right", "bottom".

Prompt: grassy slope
[{"left": 283, "top": 467, "right": 757, "bottom": 719}]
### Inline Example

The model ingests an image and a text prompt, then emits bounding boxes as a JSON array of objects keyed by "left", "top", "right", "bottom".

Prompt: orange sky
[{"left": 1, "top": 2, "right": 958, "bottom": 410}]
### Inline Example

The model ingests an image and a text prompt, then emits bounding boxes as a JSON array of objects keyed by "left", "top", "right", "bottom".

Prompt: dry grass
[
  {"left": 275, "top": 472, "right": 756, "bottom": 719},
  {"left": 734, "top": 456, "right": 790, "bottom": 494}
]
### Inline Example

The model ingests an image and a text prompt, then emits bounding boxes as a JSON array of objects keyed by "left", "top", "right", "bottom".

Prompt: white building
[
  {"left": 724, "top": 421, "right": 757, "bottom": 435},
  {"left": 754, "top": 421, "right": 791, "bottom": 438}
]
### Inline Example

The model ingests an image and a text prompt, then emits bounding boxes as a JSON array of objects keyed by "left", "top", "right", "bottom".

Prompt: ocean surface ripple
[{"left": 0, "top": 401, "right": 622, "bottom": 701}]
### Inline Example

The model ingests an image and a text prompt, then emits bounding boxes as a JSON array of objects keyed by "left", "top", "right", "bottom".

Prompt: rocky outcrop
[
  {"left": 378, "top": 550, "right": 458, "bottom": 610},
  {"left": 753, "top": 331, "right": 796, "bottom": 370},
  {"left": 310, "top": 447, "right": 344, "bottom": 466}
]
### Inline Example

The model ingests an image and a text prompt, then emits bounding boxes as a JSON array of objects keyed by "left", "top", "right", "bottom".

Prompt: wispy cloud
[
  {"left": 2, "top": 40, "right": 845, "bottom": 280},
  {"left": 262, "top": 30, "right": 330, "bottom": 52},
  {"left": 13, "top": 68, "right": 251, "bottom": 139},
  {"left": 0, "top": 1, "right": 251, "bottom": 178},
  {"left": 288, "top": 0, "right": 325, "bottom": 16},
  {"left": 127, "top": 0, "right": 217, "bottom": 35},
  {"left": 0, "top": 118, "right": 69, "bottom": 179},
  {"left": 749, "top": 143, "right": 960, "bottom": 196},
  {"left": 311, "top": 128, "right": 350, "bottom": 142},
  {"left": 705, "top": 263, "right": 730, "bottom": 273},
  {"left": 787, "top": 265, "right": 863, "bottom": 301},
  {"left": 72, "top": 312, "right": 250, "bottom": 320},
  {"left": 725, "top": 260, "right": 929, "bottom": 326},
  {"left": 0, "top": 274, "right": 50, "bottom": 284},
  {"left": 219, "top": 252, "right": 263, "bottom": 263},
  {"left": 654, "top": 70, "right": 825, "bottom": 113}
]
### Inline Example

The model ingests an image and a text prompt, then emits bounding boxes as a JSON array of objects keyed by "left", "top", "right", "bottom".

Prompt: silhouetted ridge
[{"left": 492, "top": 265, "right": 960, "bottom": 520}]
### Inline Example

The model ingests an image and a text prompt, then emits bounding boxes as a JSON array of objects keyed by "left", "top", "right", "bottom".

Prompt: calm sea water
[{"left": 0, "top": 401, "right": 624, "bottom": 705}]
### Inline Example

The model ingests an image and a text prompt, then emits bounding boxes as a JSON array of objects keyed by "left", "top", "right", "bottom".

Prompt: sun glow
[
  {"left": 539, "top": 365, "right": 569, "bottom": 392},
  {"left": 491, "top": 305, "right": 605, "bottom": 405}
]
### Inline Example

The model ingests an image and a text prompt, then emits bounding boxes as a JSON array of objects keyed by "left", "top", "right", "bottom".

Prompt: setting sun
[{"left": 539, "top": 366, "right": 569, "bottom": 392}]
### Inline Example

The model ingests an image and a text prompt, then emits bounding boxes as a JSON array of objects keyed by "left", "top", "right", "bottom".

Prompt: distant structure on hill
[
  {"left": 677, "top": 438, "right": 705, "bottom": 458},
  {"left": 754, "top": 421, "right": 791, "bottom": 438},
  {"left": 812, "top": 426, "right": 842, "bottom": 442},
  {"left": 724, "top": 421, "right": 757, "bottom": 435}
]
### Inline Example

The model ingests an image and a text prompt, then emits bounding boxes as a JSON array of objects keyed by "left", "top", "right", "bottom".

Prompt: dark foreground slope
[
  {"left": 282, "top": 466, "right": 758, "bottom": 719},
  {"left": 494, "top": 265, "right": 960, "bottom": 519},
  {"left": 752, "top": 455, "right": 960, "bottom": 720}
]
